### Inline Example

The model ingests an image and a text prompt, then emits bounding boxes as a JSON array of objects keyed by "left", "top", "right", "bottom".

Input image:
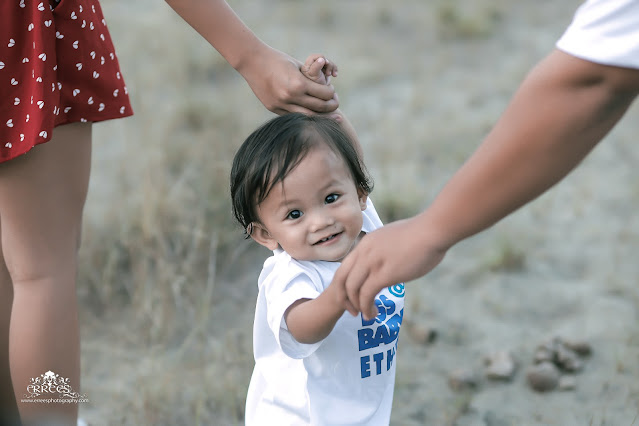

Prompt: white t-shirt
[
  {"left": 245, "top": 199, "right": 406, "bottom": 426},
  {"left": 556, "top": 0, "right": 639, "bottom": 69}
]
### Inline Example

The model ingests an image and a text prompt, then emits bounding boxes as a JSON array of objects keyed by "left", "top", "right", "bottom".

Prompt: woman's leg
[
  {"left": 0, "top": 229, "right": 19, "bottom": 425},
  {"left": 0, "top": 122, "right": 92, "bottom": 425}
]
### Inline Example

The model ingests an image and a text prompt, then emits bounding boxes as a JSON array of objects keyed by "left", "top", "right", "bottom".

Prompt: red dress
[{"left": 0, "top": 0, "right": 133, "bottom": 162}]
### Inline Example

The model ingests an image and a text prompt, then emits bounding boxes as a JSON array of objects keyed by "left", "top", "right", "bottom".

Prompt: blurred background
[{"left": 79, "top": 0, "right": 639, "bottom": 424}]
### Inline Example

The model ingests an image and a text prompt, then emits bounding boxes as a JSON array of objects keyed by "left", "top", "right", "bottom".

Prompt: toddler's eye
[
  {"left": 286, "top": 210, "right": 303, "bottom": 220},
  {"left": 325, "top": 194, "right": 339, "bottom": 204}
]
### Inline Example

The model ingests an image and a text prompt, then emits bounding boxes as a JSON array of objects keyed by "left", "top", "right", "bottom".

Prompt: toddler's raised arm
[{"left": 301, "top": 55, "right": 365, "bottom": 161}]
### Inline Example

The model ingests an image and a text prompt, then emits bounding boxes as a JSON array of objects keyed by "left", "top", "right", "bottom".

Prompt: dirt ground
[{"left": 76, "top": 1, "right": 639, "bottom": 424}]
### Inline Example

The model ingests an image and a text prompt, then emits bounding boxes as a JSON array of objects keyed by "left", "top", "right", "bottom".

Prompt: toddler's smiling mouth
[{"left": 314, "top": 232, "right": 342, "bottom": 245}]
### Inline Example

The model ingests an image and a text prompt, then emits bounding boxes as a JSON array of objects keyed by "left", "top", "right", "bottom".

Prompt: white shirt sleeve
[
  {"left": 556, "top": 0, "right": 639, "bottom": 69},
  {"left": 260, "top": 256, "right": 324, "bottom": 359}
]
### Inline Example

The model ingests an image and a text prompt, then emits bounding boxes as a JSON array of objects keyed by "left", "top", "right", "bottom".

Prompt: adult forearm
[
  {"left": 421, "top": 50, "right": 639, "bottom": 250},
  {"left": 164, "top": 0, "right": 266, "bottom": 71}
]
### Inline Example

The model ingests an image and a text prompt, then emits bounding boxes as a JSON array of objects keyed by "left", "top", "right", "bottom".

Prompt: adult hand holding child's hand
[
  {"left": 241, "top": 49, "right": 339, "bottom": 115},
  {"left": 335, "top": 214, "right": 449, "bottom": 320}
]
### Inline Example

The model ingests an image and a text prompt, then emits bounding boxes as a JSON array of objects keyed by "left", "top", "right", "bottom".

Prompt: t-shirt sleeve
[
  {"left": 556, "top": 0, "right": 639, "bottom": 69},
  {"left": 361, "top": 197, "right": 384, "bottom": 232},
  {"left": 262, "top": 266, "right": 324, "bottom": 359}
]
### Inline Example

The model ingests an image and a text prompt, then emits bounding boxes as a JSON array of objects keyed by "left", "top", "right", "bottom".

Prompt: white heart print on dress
[{"left": 0, "top": 0, "right": 131, "bottom": 154}]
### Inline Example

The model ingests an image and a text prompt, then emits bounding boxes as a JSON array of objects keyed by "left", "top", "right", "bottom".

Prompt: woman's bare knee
[{"left": 0, "top": 123, "right": 91, "bottom": 284}]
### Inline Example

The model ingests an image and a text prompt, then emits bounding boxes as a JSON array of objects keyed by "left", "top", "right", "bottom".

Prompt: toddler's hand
[{"left": 301, "top": 54, "right": 338, "bottom": 86}]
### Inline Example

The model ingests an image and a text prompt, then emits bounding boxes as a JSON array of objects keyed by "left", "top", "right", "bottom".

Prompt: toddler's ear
[
  {"left": 249, "top": 223, "right": 279, "bottom": 251},
  {"left": 358, "top": 191, "right": 368, "bottom": 211}
]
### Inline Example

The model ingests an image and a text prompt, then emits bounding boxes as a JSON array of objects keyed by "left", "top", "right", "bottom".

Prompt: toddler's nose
[{"left": 309, "top": 211, "right": 335, "bottom": 232}]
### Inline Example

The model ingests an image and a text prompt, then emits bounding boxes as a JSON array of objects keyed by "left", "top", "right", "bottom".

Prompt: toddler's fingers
[
  {"left": 308, "top": 57, "right": 326, "bottom": 81},
  {"left": 301, "top": 54, "right": 326, "bottom": 80},
  {"left": 303, "top": 53, "right": 324, "bottom": 68},
  {"left": 323, "top": 59, "right": 338, "bottom": 78}
]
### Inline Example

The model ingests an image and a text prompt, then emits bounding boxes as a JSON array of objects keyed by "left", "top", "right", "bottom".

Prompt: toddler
[{"left": 230, "top": 56, "right": 405, "bottom": 425}]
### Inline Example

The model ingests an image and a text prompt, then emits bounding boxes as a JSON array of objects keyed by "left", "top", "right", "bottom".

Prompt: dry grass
[{"left": 75, "top": 0, "right": 639, "bottom": 425}]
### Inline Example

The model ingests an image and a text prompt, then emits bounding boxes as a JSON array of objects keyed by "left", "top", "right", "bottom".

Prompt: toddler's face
[{"left": 251, "top": 143, "right": 367, "bottom": 262}]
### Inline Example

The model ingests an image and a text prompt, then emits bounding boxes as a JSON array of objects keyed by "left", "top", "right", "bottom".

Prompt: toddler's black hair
[{"left": 230, "top": 113, "right": 373, "bottom": 236}]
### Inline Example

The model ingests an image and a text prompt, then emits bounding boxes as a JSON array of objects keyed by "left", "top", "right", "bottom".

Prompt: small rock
[
  {"left": 404, "top": 320, "right": 437, "bottom": 345},
  {"left": 533, "top": 346, "right": 555, "bottom": 364},
  {"left": 526, "top": 362, "right": 560, "bottom": 392},
  {"left": 539, "top": 338, "right": 559, "bottom": 352},
  {"left": 448, "top": 368, "right": 478, "bottom": 392},
  {"left": 558, "top": 375, "right": 577, "bottom": 391},
  {"left": 484, "top": 350, "right": 516, "bottom": 380},
  {"left": 555, "top": 344, "right": 583, "bottom": 372},
  {"left": 562, "top": 339, "right": 592, "bottom": 357}
]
